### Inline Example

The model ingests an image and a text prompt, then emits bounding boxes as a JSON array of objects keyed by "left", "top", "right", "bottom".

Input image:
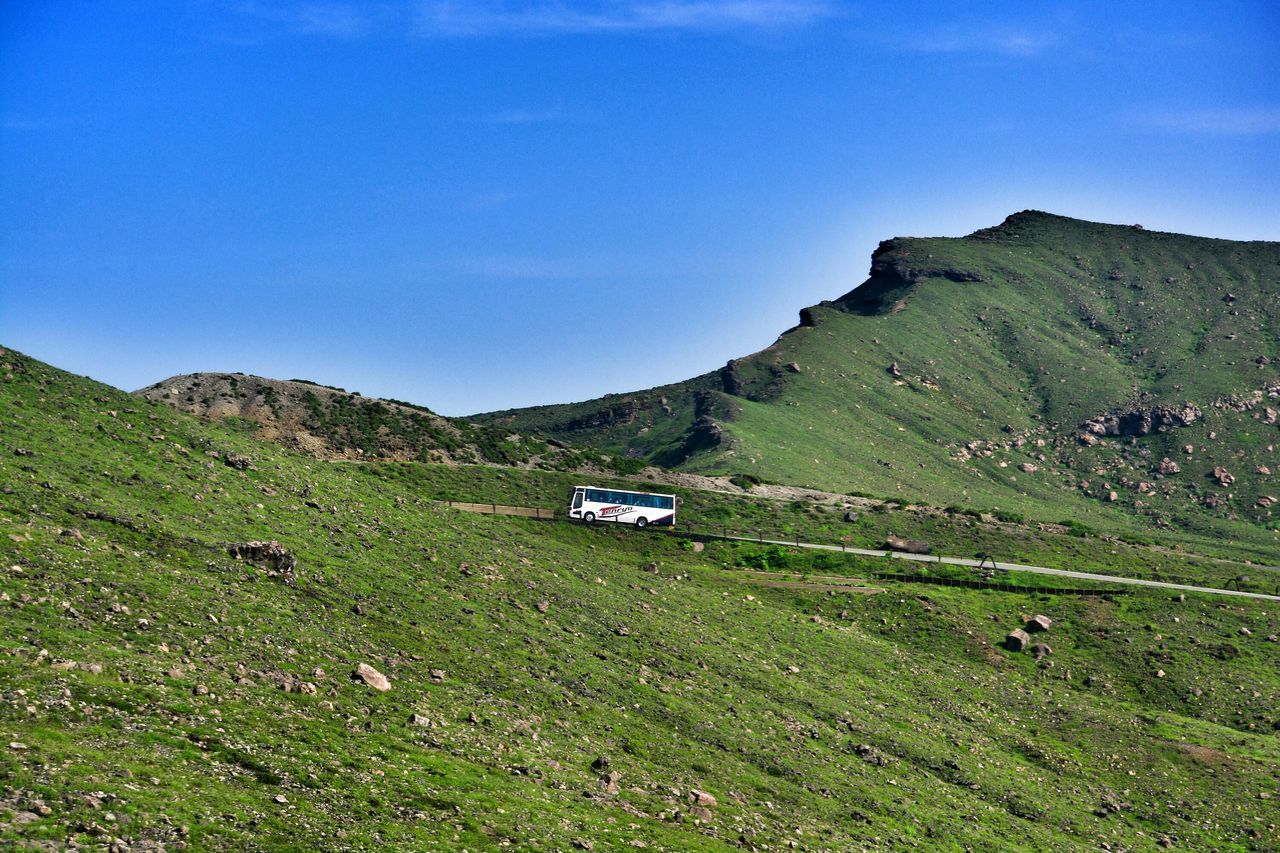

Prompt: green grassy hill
[
  {"left": 3, "top": 346, "right": 1280, "bottom": 850},
  {"left": 475, "top": 212, "right": 1280, "bottom": 548}
]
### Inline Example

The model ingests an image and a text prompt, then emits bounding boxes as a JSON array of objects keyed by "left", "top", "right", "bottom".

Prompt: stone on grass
[
  {"left": 1005, "top": 629, "right": 1031, "bottom": 652},
  {"left": 352, "top": 663, "right": 391, "bottom": 691},
  {"left": 1025, "top": 614, "right": 1052, "bottom": 633}
]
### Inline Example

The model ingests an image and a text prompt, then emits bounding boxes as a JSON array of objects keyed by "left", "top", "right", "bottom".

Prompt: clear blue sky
[{"left": 2, "top": 1, "right": 1277, "bottom": 415}]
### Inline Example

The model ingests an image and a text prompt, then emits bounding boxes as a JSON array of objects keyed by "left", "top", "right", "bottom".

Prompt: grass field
[{"left": 3, "top": 346, "right": 1280, "bottom": 850}]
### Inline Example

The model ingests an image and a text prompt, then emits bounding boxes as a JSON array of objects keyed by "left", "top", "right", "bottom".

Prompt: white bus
[{"left": 569, "top": 486, "right": 677, "bottom": 528}]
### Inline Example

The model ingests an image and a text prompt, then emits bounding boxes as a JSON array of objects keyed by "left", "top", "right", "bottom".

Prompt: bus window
[{"left": 572, "top": 490, "right": 584, "bottom": 509}]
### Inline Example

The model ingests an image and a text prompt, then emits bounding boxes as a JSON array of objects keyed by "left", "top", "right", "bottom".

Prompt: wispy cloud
[
  {"left": 231, "top": 2, "right": 386, "bottom": 38},
  {"left": 466, "top": 191, "right": 519, "bottom": 211},
  {"left": 904, "top": 24, "right": 1058, "bottom": 57},
  {"left": 414, "top": 1, "right": 837, "bottom": 37},
  {"left": 2, "top": 115, "right": 65, "bottom": 132},
  {"left": 483, "top": 106, "right": 571, "bottom": 125},
  {"left": 1136, "top": 106, "right": 1280, "bottom": 136}
]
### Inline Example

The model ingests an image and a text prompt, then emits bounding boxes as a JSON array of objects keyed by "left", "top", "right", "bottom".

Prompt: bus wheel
[
  {"left": 636, "top": 517, "right": 648, "bottom": 529},
  {"left": 584, "top": 512, "right": 596, "bottom": 523}
]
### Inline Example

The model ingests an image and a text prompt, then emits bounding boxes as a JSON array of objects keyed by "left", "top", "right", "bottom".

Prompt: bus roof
[{"left": 573, "top": 484, "right": 676, "bottom": 498}]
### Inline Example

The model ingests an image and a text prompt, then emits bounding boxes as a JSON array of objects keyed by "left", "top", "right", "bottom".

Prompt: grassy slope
[
  {"left": 475, "top": 212, "right": 1280, "bottom": 550},
  {"left": 2, "top": 347, "right": 1279, "bottom": 851}
]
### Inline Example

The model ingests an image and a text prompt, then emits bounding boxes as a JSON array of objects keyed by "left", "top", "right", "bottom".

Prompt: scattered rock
[
  {"left": 429, "top": 669, "right": 446, "bottom": 683},
  {"left": 1031, "top": 643, "right": 1053, "bottom": 660},
  {"left": 1005, "top": 629, "right": 1031, "bottom": 652},
  {"left": 223, "top": 453, "right": 253, "bottom": 470},
  {"left": 854, "top": 744, "right": 890, "bottom": 766},
  {"left": 410, "top": 714, "right": 431, "bottom": 727},
  {"left": 352, "top": 663, "right": 391, "bottom": 691},
  {"left": 887, "top": 362, "right": 903, "bottom": 378},
  {"left": 784, "top": 362, "right": 801, "bottom": 373},
  {"left": 689, "top": 789, "right": 717, "bottom": 807},
  {"left": 227, "top": 541, "right": 296, "bottom": 574},
  {"left": 1025, "top": 614, "right": 1052, "bottom": 633},
  {"left": 689, "top": 806, "right": 714, "bottom": 823},
  {"left": 591, "top": 755, "right": 610, "bottom": 772},
  {"left": 1157, "top": 458, "right": 1181, "bottom": 475},
  {"left": 1211, "top": 467, "right": 1235, "bottom": 487},
  {"left": 1018, "top": 463, "right": 1037, "bottom": 473}
]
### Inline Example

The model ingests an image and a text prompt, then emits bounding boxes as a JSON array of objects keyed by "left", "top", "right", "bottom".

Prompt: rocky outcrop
[
  {"left": 829, "top": 239, "right": 983, "bottom": 316},
  {"left": 720, "top": 360, "right": 744, "bottom": 396},
  {"left": 1081, "top": 404, "right": 1201, "bottom": 437},
  {"left": 228, "top": 541, "right": 296, "bottom": 574}
]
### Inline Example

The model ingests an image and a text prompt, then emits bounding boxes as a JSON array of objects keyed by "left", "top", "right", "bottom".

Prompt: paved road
[{"left": 720, "top": 535, "right": 1280, "bottom": 602}]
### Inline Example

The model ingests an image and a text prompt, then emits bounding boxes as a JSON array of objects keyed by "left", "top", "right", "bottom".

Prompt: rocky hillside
[
  {"left": 475, "top": 212, "right": 1280, "bottom": 545},
  {"left": 4, "top": 346, "right": 1280, "bottom": 850},
  {"left": 136, "top": 372, "right": 585, "bottom": 470}
]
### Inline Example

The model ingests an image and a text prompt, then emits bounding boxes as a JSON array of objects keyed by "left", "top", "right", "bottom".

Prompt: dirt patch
[{"left": 1169, "top": 742, "right": 1235, "bottom": 768}]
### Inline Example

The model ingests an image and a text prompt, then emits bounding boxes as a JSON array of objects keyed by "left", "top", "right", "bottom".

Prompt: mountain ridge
[{"left": 472, "top": 211, "right": 1280, "bottom": 544}]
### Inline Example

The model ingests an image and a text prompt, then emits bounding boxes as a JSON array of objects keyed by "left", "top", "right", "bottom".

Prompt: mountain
[
  {"left": 475, "top": 211, "right": 1280, "bottom": 544},
  {"left": 135, "top": 372, "right": 594, "bottom": 470},
  {"left": 4, "top": 344, "right": 1280, "bottom": 849}
]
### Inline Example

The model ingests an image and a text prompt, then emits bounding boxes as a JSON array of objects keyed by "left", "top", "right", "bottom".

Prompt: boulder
[
  {"left": 1005, "top": 629, "right": 1031, "bottom": 652},
  {"left": 352, "top": 663, "right": 391, "bottom": 691},
  {"left": 784, "top": 362, "right": 801, "bottom": 373},
  {"left": 223, "top": 453, "right": 253, "bottom": 470},
  {"left": 1211, "top": 467, "right": 1235, "bottom": 487},
  {"left": 887, "top": 362, "right": 903, "bottom": 378},
  {"left": 689, "top": 789, "right": 717, "bottom": 807},
  {"left": 1157, "top": 458, "right": 1181, "bottom": 475},
  {"left": 227, "top": 541, "right": 296, "bottom": 573},
  {"left": 1031, "top": 643, "right": 1053, "bottom": 660},
  {"left": 1025, "top": 614, "right": 1052, "bottom": 633},
  {"left": 884, "top": 534, "right": 931, "bottom": 555}
]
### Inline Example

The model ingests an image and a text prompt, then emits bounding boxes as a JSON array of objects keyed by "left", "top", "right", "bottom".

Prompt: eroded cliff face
[{"left": 825, "top": 238, "right": 984, "bottom": 317}]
